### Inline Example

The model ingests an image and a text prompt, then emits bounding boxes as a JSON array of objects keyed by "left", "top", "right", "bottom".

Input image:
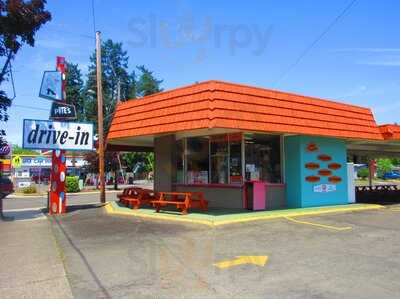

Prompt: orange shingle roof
[
  {"left": 379, "top": 124, "right": 400, "bottom": 140},
  {"left": 108, "top": 80, "right": 388, "bottom": 141}
]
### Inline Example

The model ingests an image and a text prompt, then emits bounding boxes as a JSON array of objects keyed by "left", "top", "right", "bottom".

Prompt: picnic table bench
[
  {"left": 125, "top": 189, "right": 159, "bottom": 209},
  {"left": 117, "top": 187, "right": 140, "bottom": 203},
  {"left": 151, "top": 192, "right": 208, "bottom": 215}
]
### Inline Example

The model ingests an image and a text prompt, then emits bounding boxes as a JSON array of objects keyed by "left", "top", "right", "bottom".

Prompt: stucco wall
[
  {"left": 266, "top": 185, "right": 286, "bottom": 210},
  {"left": 174, "top": 185, "right": 244, "bottom": 209},
  {"left": 154, "top": 135, "right": 175, "bottom": 192},
  {"left": 284, "top": 135, "right": 348, "bottom": 208}
]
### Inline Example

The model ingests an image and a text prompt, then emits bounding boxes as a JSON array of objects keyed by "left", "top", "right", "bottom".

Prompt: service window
[
  {"left": 210, "top": 134, "right": 229, "bottom": 184},
  {"left": 186, "top": 137, "right": 209, "bottom": 184},
  {"left": 229, "top": 133, "right": 243, "bottom": 184},
  {"left": 175, "top": 139, "right": 184, "bottom": 183},
  {"left": 245, "top": 134, "right": 282, "bottom": 183}
]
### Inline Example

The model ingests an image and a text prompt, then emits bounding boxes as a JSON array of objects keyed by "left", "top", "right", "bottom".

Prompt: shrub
[
  {"left": 66, "top": 176, "right": 80, "bottom": 193},
  {"left": 357, "top": 168, "right": 369, "bottom": 180},
  {"left": 21, "top": 185, "right": 37, "bottom": 194}
]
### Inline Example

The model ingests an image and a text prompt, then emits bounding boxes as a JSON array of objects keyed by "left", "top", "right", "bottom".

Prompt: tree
[
  {"left": 377, "top": 158, "right": 393, "bottom": 177},
  {"left": 136, "top": 65, "right": 163, "bottom": 97},
  {"left": 84, "top": 39, "right": 134, "bottom": 132},
  {"left": 65, "top": 62, "right": 84, "bottom": 120},
  {"left": 0, "top": 0, "right": 51, "bottom": 146},
  {"left": 11, "top": 144, "right": 38, "bottom": 155}
]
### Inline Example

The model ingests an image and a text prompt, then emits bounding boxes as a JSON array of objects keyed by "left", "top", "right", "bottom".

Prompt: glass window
[
  {"left": 245, "top": 134, "right": 281, "bottom": 183},
  {"left": 175, "top": 139, "right": 184, "bottom": 183},
  {"left": 229, "top": 133, "right": 243, "bottom": 184},
  {"left": 186, "top": 137, "right": 209, "bottom": 184},
  {"left": 210, "top": 135, "right": 229, "bottom": 184}
]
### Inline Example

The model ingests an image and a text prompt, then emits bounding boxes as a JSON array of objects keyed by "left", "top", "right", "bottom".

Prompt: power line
[
  {"left": 274, "top": 0, "right": 358, "bottom": 87},
  {"left": 13, "top": 104, "right": 49, "bottom": 112}
]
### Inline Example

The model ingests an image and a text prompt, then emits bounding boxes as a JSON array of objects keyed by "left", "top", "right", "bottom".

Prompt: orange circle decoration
[
  {"left": 328, "top": 163, "right": 341, "bottom": 170},
  {"left": 317, "top": 154, "right": 332, "bottom": 161},
  {"left": 306, "top": 176, "right": 320, "bottom": 182},
  {"left": 306, "top": 143, "right": 318, "bottom": 152},
  {"left": 328, "top": 176, "right": 342, "bottom": 184},
  {"left": 318, "top": 169, "right": 332, "bottom": 176},
  {"left": 305, "top": 162, "right": 320, "bottom": 170}
]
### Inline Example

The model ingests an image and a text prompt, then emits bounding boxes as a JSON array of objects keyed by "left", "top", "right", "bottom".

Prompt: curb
[
  {"left": 8, "top": 189, "right": 122, "bottom": 199},
  {"left": 104, "top": 202, "right": 384, "bottom": 227}
]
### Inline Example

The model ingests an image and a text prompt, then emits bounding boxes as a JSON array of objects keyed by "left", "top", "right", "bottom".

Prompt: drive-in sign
[{"left": 23, "top": 119, "right": 94, "bottom": 151}]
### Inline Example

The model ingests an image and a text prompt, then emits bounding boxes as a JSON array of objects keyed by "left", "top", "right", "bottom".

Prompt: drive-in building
[{"left": 107, "top": 80, "right": 400, "bottom": 210}]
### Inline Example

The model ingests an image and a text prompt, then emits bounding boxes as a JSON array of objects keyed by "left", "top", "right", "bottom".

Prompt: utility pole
[{"left": 96, "top": 31, "right": 105, "bottom": 203}]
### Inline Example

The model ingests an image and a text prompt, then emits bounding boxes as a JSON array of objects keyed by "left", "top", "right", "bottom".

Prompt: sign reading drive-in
[{"left": 23, "top": 119, "right": 94, "bottom": 151}]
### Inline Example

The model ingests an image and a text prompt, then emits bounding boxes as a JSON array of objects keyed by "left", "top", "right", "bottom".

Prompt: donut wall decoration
[
  {"left": 305, "top": 162, "right": 320, "bottom": 170},
  {"left": 304, "top": 142, "right": 342, "bottom": 185},
  {"left": 306, "top": 176, "right": 320, "bottom": 182}
]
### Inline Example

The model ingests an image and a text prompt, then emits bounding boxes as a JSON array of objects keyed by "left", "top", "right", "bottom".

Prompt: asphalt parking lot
[{"left": 49, "top": 205, "right": 400, "bottom": 299}]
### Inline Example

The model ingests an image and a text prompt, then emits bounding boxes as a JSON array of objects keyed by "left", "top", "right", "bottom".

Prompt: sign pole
[
  {"left": 96, "top": 31, "right": 106, "bottom": 203},
  {"left": 49, "top": 57, "right": 67, "bottom": 214}
]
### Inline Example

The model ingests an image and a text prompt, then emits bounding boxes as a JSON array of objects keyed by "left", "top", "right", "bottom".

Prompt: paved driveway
[{"left": 49, "top": 204, "right": 400, "bottom": 299}]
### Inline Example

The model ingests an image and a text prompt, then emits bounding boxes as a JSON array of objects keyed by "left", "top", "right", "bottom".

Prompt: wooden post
[
  {"left": 368, "top": 158, "right": 373, "bottom": 187},
  {"left": 96, "top": 31, "right": 105, "bottom": 203}
]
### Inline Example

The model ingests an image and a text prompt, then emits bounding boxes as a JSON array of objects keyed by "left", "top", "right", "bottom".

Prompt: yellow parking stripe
[{"left": 284, "top": 216, "right": 352, "bottom": 231}]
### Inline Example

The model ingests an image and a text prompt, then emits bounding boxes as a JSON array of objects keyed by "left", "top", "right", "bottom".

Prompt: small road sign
[
  {"left": 50, "top": 102, "right": 77, "bottom": 119},
  {"left": 12, "top": 155, "right": 22, "bottom": 169},
  {"left": 39, "top": 71, "right": 63, "bottom": 101}
]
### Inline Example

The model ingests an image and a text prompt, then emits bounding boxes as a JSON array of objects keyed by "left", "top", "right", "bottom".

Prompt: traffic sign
[
  {"left": 12, "top": 155, "right": 22, "bottom": 168},
  {"left": 50, "top": 102, "right": 77, "bottom": 119},
  {"left": 39, "top": 71, "right": 63, "bottom": 101}
]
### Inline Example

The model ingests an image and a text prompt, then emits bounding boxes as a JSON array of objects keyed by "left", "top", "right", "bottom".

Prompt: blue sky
[{"left": 4, "top": 0, "right": 400, "bottom": 145}]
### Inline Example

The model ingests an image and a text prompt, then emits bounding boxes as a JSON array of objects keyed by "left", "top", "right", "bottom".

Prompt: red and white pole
[{"left": 49, "top": 56, "right": 67, "bottom": 214}]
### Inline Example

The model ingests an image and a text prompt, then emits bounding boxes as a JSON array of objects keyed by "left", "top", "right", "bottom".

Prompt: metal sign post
[{"left": 49, "top": 57, "right": 68, "bottom": 214}]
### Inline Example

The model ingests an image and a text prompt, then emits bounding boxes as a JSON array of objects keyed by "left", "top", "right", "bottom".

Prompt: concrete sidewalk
[{"left": 0, "top": 210, "right": 73, "bottom": 298}]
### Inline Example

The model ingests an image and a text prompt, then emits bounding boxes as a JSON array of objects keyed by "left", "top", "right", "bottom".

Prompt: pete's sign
[{"left": 23, "top": 119, "right": 94, "bottom": 151}]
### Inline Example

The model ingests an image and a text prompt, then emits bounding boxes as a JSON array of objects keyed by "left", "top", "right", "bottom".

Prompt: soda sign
[{"left": 23, "top": 119, "right": 94, "bottom": 151}]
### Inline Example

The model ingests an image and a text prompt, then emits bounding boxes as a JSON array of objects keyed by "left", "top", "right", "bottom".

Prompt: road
[
  {"left": 3, "top": 191, "right": 119, "bottom": 211},
  {"left": 3, "top": 194, "right": 400, "bottom": 298}
]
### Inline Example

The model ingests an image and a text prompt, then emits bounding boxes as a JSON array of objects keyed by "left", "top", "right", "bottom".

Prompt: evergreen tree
[
  {"left": 84, "top": 39, "right": 133, "bottom": 132},
  {"left": 136, "top": 65, "right": 163, "bottom": 97},
  {"left": 65, "top": 62, "right": 84, "bottom": 121}
]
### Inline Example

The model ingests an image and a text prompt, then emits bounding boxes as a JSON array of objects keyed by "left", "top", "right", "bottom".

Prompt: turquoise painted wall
[{"left": 284, "top": 136, "right": 348, "bottom": 208}]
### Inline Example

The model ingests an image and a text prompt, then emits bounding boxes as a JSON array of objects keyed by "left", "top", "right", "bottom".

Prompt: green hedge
[
  {"left": 21, "top": 185, "right": 37, "bottom": 194},
  {"left": 357, "top": 168, "right": 369, "bottom": 180},
  {"left": 66, "top": 176, "right": 80, "bottom": 193}
]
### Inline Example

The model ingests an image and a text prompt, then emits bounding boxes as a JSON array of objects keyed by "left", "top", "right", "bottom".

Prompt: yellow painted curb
[
  {"left": 104, "top": 202, "right": 384, "bottom": 227},
  {"left": 104, "top": 202, "right": 214, "bottom": 226}
]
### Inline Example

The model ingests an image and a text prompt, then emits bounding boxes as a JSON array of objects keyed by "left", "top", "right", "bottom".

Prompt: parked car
[
  {"left": 0, "top": 177, "right": 14, "bottom": 195},
  {"left": 382, "top": 171, "right": 400, "bottom": 180}
]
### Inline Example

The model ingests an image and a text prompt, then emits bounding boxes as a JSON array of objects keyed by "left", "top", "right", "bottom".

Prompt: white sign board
[
  {"left": 18, "top": 181, "right": 31, "bottom": 188},
  {"left": 39, "top": 71, "right": 63, "bottom": 101},
  {"left": 23, "top": 119, "right": 94, "bottom": 151},
  {"left": 313, "top": 184, "right": 336, "bottom": 193}
]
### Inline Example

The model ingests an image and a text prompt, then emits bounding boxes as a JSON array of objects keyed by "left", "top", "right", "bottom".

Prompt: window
[
  {"left": 177, "top": 133, "right": 282, "bottom": 185},
  {"left": 186, "top": 137, "right": 209, "bottom": 184},
  {"left": 229, "top": 133, "right": 243, "bottom": 184},
  {"left": 210, "top": 135, "right": 229, "bottom": 184},
  {"left": 245, "top": 134, "right": 281, "bottom": 183},
  {"left": 175, "top": 139, "right": 184, "bottom": 183}
]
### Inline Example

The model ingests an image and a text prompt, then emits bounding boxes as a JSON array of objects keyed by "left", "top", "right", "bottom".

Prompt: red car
[{"left": 0, "top": 177, "right": 13, "bottom": 195}]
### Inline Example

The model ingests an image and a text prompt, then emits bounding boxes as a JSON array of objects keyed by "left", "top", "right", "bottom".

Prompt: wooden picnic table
[{"left": 151, "top": 191, "right": 208, "bottom": 215}]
